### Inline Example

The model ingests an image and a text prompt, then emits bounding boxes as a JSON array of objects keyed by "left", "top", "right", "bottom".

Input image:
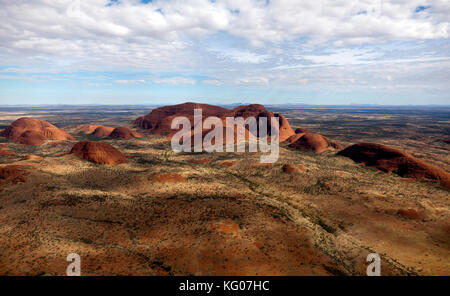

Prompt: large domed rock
[
  {"left": 78, "top": 124, "right": 100, "bottom": 134},
  {"left": 91, "top": 126, "right": 115, "bottom": 138},
  {"left": 134, "top": 102, "right": 229, "bottom": 135},
  {"left": 225, "top": 104, "right": 295, "bottom": 142},
  {"left": 0, "top": 117, "right": 73, "bottom": 145},
  {"left": 287, "top": 132, "right": 339, "bottom": 153},
  {"left": 134, "top": 102, "right": 294, "bottom": 142},
  {"left": 108, "top": 127, "right": 141, "bottom": 139},
  {"left": 70, "top": 141, "right": 127, "bottom": 166},
  {"left": 338, "top": 143, "right": 450, "bottom": 189}
]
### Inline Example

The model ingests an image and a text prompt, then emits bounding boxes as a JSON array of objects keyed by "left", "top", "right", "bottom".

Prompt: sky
[{"left": 0, "top": 0, "right": 449, "bottom": 105}]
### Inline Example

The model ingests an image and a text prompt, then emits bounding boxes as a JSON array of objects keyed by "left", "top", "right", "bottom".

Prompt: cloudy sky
[{"left": 0, "top": 0, "right": 449, "bottom": 105}]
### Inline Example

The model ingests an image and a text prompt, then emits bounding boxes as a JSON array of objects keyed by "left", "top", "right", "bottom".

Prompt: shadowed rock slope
[
  {"left": 338, "top": 143, "right": 450, "bottom": 189},
  {"left": 70, "top": 141, "right": 127, "bottom": 166}
]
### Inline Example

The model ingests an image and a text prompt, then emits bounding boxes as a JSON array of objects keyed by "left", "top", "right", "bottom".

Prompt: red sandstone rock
[
  {"left": 288, "top": 133, "right": 339, "bottom": 154},
  {"left": 134, "top": 102, "right": 295, "bottom": 142},
  {"left": 108, "top": 127, "right": 141, "bottom": 139},
  {"left": 338, "top": 143, "right": 450, "bottom": 189},
  {"left": 70, "top": 141, "right": 127, "bottom": 166},
  {"left": 1, "top": 117, "right": 73, "bottom": 145},
  {"left": 91, "top": 126, "right": 115, "bottom": 138}
]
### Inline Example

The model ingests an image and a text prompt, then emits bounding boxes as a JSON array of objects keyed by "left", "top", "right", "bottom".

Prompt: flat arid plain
[{"left": 0, "top": 104, "right": 449, "bottom": 276}]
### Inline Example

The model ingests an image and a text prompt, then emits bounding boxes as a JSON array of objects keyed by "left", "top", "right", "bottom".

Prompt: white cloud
[
  {"left": 113, "top": 79, "right": 146, "bottom": 84},
  {"left": 202, "top": 79, "right": 224, "bottom": 86},
  {"left": 209, "top": 47, "right": 268, "bottom": 64},
  {"left": 233, "top": 76, "right": 269, "bottom": 85},
  {"left": 0, "top": 0, "right": 449, "bottom": 102},
  {"left": 153, "top": 76, "right": 196, "bottom": 85}
]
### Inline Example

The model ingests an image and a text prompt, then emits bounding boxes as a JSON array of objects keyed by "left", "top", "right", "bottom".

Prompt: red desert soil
[
  {"left": 221, "top": 161, "right": 235, "bottom": 167},
  {"left": 149, "top": 173, "right": 186, "bottom": 183},
  {"left": 189, "top": 158, "right": 212, "bottom": 164},
  {"left": 91, "top": 126, "right": 115, "bottom": 138},
  {"left": 0, "top": 117, "right": 73, "bottom": 145},
  {"left": 338, "top": 143, "right": 450, "bottom": 189},
  {"left": 0, "top": 165, "right": 29, "bottom": 186},
  {"left": 287, "top": 133, "right": 340, "bottom": 153},
  {"left": 134, "top": 102, "right": 295, "bottom": 142},
  {"left": 78, "top": 124, "right": 100, "bottom": 134},
  {"left": 210, "top": 220, "right": 240, "bottom": 236},
  {"left": 70, "top": 141, "right": 127, "bottom": 166},
  {"left": 282, "top": 164, "right": 305, "bottom": 174},
  {"left": 397, "top": 209, "right": 422, "bottom": 220},
  {"left": 108, "top": 127, "right": 141, "bottom": 139}
]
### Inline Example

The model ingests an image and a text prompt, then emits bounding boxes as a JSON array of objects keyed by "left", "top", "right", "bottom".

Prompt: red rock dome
[
  {"left": 1, "top": 117, "right": 73, "bottom": 145},
  {"left": 70, "top": 141, "right": 127, "bottom": 166},
  {"left": 338, "top": 143, "right": 450, "bottom": 189}
]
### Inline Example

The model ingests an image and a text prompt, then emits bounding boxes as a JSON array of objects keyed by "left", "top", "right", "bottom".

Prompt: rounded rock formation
[
  {"left": 134, "top": 102, "right": 295, "bottom": 142},
  {"left": 108, "top": 127, "right": 141, "bottom": 139},
  {"left": 79, "top": 124, "right": 100, "bottom": 134},
  {"left": 70, "top": 141, "right": 127, "bottom": 166},
  {"left": 287, "top": 133, "right": 339, "bottom": 154},
  {"left": 338, "top": 143, "right": 450, "bottom": 189},
  {"left": 91, "top": 126, "right": 115, "bottom": 138},
  {"left": 1, "top": 117, "right": 73, "bottom": 145},
  {"left": 134, "top": 102, "right": 229, "bottom": 135}
]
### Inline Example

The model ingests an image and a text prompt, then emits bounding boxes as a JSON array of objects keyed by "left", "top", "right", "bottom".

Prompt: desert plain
[{"left": 0, "top": 104, "right": 449, "bottom": 276}]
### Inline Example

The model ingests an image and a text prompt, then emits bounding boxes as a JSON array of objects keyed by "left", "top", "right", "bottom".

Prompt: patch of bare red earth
[
  {"left": 1, "top": 117, "right": 73, "bottom": 145},
  {"left": 221, "top": 161, "right": 236, "bottom": 167},
  {"left": 188, "top": 158, "right": 212, "bottom": 164},
  {"left": 148, "top": 173, "right": 187, "bottom": 183},
  {"left": 338, "top": 143, "right": 450, "bottom": 189},
  {"left": 282, "top": 164, "right": 305, "bottom": 174},
  {"left": 70, "top": 141, "right": 127, "bottom": 166},
  {"left": 0, "top": 165, "right": 29, "bottom": 190}
]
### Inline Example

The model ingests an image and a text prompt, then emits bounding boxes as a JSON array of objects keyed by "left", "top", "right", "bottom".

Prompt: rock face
[
  {"left": 133, "top": 102, "right": 295, "bottom": 142},
  {"left": 224, "top": 104, "right": 295, "bottom": 142},
  {"left": 295, "top": 127, "right": 310, "bottom": 134},
  {"left": 0, "top": 117, "right": 73, "bottom": 145},
  {"left": 79, "top": 124, "right": 100, "bottom": 134},
  {"left": 108, "top": 127, "right": 141, "bottom": 139},
  {"left": 287, "top": 133, "right": 339, "bottom": 153},
  {"left": 70, "top": 141, "right": 127, "bottom": 166},
  {"left": 134, "top": 102, "right": 228, "bottom": 135},
  {"left": 338, "top": 143, "right": 450, "bottom": 189},
  {"left": 91, "top": 126, "right": 115, "bottom": 138}
]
